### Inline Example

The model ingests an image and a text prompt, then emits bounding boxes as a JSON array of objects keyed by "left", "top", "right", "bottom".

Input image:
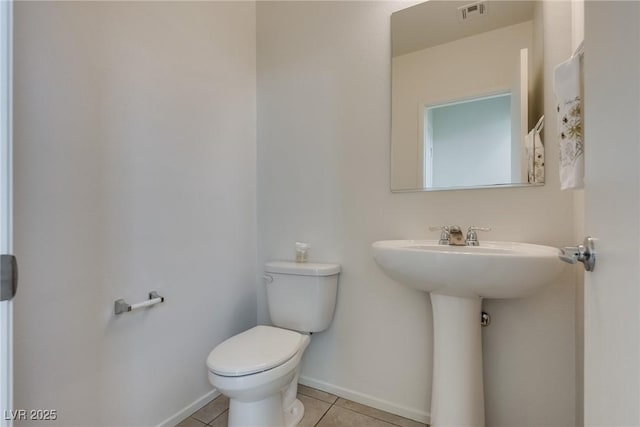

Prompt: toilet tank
[{"left": 264, "top": 261, "right": 340, "bottom": 333}]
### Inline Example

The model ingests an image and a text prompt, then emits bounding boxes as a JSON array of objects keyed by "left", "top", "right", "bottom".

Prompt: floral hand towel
[{"left": 554, "top": 54, "right": 584, "bottom": 190}]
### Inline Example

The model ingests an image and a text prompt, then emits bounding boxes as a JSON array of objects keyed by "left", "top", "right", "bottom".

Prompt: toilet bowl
[
  {"left": 206, "top": 261, "right": 340, "bottom": 427},
  {"left": 207, "top": 326, "right": 311, "bottom": 427}
]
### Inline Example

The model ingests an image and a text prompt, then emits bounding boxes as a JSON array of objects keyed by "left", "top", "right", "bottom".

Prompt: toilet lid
[{"left": 207, "top": 325, "right": 303, "bottom": 377}]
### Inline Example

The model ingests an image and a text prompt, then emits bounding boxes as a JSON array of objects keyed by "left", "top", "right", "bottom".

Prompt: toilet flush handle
[{"left": 262, "top": 274, "right": 274, "bottom": 284}]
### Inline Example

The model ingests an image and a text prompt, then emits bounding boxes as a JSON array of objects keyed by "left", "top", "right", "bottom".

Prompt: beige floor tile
[
  {"left": 316, "top": 405, "right": 397, "bottom": 427},
  {"left": 335, "top": 398, "right": 427, "bottom": 427},
  {"left": 185, "top": 386, "right": 428, "bottom": 427},
  {"left": 190, "top": 395, "right": 229, "bottom": 424},
  {"left": 298, "top": 384, "right": 339, "bottom": 404},
  {"left": 208, "top": 409, "right": 229, "bottom": 427},
  {"left": 297, "top": 394, "right": 332, "bottom": 427},
  {"left": 174, "top": 416, "right": 206, "bottom": 427}
]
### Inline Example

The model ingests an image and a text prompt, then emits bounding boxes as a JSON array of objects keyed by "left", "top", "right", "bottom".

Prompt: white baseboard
[
  {"left": 156, "top": 389, "right": 220, "bottom": 427},
  {"left": 299, "top": 376, "right": 430, "bottom": 424}
]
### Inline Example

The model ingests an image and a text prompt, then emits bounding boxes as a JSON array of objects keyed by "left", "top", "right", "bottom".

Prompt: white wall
[
  {"left": 257, "top": 1, "right": 576, "bottom": 425},
  {"left": 570, "top": 2, "right": 585, "bottom": 425},
  {"left": 13, "top": 2, "right": 256, "bottom": 426}
]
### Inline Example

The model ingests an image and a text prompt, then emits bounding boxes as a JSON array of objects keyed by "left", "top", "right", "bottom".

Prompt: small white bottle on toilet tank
[{"left": 295, "top": 242, "right": 310, "bottom": 263}]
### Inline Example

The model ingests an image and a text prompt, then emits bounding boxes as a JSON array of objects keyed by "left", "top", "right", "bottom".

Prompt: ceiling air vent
[{"left": 457, "top": 1, "right": 488, "bottom": 22}]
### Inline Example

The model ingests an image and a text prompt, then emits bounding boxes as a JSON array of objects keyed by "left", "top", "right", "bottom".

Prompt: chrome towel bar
[{"left": 114, "top": 291, "right": 164, "bottom": 315}]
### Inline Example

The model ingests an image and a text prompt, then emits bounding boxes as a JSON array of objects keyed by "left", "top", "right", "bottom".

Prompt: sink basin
[
  {"left": 372, "top": 239, "right": 565, "bottom": 426},
  {"left": 372, "top": 239, "right": 563, "bottom": 299}
]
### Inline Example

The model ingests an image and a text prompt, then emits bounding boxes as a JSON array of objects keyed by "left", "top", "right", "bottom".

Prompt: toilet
[{"left": 206, "top": 261, "right": 341, "bottom": 427}]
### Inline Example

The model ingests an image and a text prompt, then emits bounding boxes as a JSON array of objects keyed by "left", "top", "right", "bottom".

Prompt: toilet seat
[{"left": 207, "top": 325, "right": 303, "bottom": 377}]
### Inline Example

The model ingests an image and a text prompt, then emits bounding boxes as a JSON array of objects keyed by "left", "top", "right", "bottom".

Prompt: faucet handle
[
  {"left": 466, "top": 226, "right": 491, "bottom": 246},
  {"left": 468, "top": 226, "right": 491, "bottom": 233},
  {"left": 429, "top": 226, "right": 450, "bottom": 245}
]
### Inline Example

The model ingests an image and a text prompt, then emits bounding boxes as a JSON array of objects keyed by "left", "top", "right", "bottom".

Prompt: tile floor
[{"left": 176, "top": 384, "right": 428, "bottom": 427}]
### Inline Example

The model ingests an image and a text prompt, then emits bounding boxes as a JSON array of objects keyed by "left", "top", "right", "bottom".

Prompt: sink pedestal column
[{"left": 430, "top": 293, "right": 484, "bottom": 427}]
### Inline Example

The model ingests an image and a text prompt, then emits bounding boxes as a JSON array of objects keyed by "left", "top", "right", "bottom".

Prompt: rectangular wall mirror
[{"left": 391, "top": 0, "right": 544, "bottom": 192}]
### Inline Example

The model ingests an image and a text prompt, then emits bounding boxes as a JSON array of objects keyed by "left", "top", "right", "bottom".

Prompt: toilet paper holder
[{"left": 114, "top": 291, "right": 165, "bottom": 315}]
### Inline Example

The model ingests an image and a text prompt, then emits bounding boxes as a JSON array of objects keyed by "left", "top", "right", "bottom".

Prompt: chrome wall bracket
[{"left": 560, "top": 236, "right": 596, "bottom": 272}]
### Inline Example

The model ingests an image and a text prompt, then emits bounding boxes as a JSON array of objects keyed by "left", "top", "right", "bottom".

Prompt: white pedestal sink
[{"left": 372, "top": 240, "right": 564, "bottom": 427}]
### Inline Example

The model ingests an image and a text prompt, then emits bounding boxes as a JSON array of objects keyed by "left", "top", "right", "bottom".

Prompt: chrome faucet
[
  {"left": 465, "top": 226, "right": 491, "bottom": 246},
  {"left": 430, "top": 225, "right": 465, "bottom": 245},
  {"left": 429, "top": 226, "right": 450, "bottom": 245},
  {"left": 448, "top": 225, "right": 466, "bottom": 246},
  {"left": 430, "top": 225, "right": 491, "bottom": 246}
]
